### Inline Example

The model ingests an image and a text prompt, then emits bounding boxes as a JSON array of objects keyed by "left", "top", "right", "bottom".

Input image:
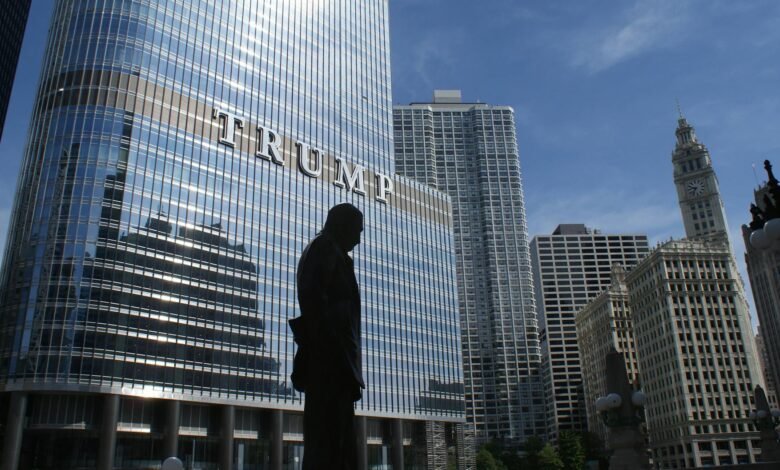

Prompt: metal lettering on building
[{"left": 213, "top": 107, "right": 394, "bottom": 204}]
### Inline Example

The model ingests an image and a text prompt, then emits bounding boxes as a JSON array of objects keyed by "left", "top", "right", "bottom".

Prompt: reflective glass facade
[
  {"left": 0, "top": 0, "right": 464, "bottom": 428},
  {"left": 0, "top": 0, "right": 31, "bottom": 139}
]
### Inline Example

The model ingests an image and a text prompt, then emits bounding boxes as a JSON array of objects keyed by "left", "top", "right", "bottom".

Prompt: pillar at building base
[
  {"left": 1, "top": 392, "right": 28, "bottom": 470},
  {"left": 162, "top": 400, "right": 180, "bottom": 459},
  {"left": 270, "top": 410, "right": 283, "bottom": 470},
  {"left": 355, "top": 415, "right": 368, "bottom": 470},
  {"left": 97, "top": 394, "right": 120, "bottom": 470},
  {"left": 759, "top": 428, "right": 780, "bottom": 463},
  {"left": 390, "top": 419, "right": 404, "bottom": 470},
  {"left": 608, "top": 426, "right": 650, "bottom": 470},
  {"left": 219, "top": 405, "right": 235, "bottom": 470}
]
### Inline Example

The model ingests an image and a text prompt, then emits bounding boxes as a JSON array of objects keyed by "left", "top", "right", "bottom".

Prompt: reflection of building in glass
[
  {"left": 87, "top": 214, "right": 285, "bottom": 397},
  {"left": 575, "top": 265, "right": 641, "bottom": 444},
  {"left": 0, "top": 1, "right": 465, "bottom": 468},
  {"left": 394, "top": 90, "right": 543, "bottom": 446},
  {"left": 530, "top": 224, "right": 648, "bottom": 442}
]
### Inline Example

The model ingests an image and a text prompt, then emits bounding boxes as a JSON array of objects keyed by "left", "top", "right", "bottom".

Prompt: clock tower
[{"left": 672, "top": 114, "right": 730, "bottom": 242}]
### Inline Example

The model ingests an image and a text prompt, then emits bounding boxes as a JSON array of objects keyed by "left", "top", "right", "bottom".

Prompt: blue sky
[{"left": 2, "top": 0, "right": 777, "bottom": 324}]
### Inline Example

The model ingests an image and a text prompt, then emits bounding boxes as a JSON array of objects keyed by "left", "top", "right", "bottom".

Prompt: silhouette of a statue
[{"left": 290, "top": 203, "right": 365, "bottom": 469}]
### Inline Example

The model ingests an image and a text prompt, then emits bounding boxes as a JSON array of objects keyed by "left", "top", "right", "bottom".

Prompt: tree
[
  {"left": 558, "top": 431, "right": 586, "bottom": 470},
  {"left": 483, "top": 440, "right": 519, "bottom": 469},
  {"left": 522, "top": 435, "right": 544, "bottom": 467},
  {"left": 579, "top": 431, "right": 608, "bottom": 469},
  {"left": 477, "top": 447, "right": 500, "bottom": 470},
  {"left": 537, "top": 444, "right": 564, "bottom": 470}
]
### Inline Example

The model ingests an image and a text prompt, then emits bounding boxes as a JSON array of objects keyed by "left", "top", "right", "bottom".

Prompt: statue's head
[{"left": 323, "top": 203, "right": 364, "bottom": 252}]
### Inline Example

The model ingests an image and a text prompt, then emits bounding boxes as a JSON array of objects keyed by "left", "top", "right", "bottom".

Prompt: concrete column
[
  {"left": 390, "top": 419, "right": 404, "bottom": 470},
  {"left": 269, "top": 410, "right": 283, "bottom": 470},
  {"left": 97, "top": 394, "right": 120, "bottom": 470},
  {"left": 355, "top": 415, "right": 368, "bottom": 470},
  {"left": 0, "top": 392, "right": 28, "bottom": 470},
  {"left": 219, "top": 405, "right": 235, "bottom": 470},
  {"left": 161, "top": 400, "right": 180, "bottom": 459}
]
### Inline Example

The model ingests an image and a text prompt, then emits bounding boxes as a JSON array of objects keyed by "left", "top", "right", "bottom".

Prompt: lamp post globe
[
  {"left": 751, "top": 229, "right": 772, "bottom": 249},
  {"left": 764, "top": 218, "right": 780, "bottom": 239}
]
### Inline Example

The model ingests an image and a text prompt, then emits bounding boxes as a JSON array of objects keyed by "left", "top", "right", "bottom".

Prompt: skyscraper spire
[
  {"left": 671, "top": 112, "right": 730, "bottom": 242},
  {"left": 674, "top": 106, "right": 697, "bottom": 148}
]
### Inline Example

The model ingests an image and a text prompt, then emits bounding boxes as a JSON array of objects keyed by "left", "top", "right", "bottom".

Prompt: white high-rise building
[
  {"left": 575, "top": 264, "right": 642, "bottom": 444},
  {"left": 394, "top": 91, "right": 544, "bottom": 444},
  {"left": 672, "top": 115, "right": 730, "bottom": 243},
  {"left": 626, "top": 239, "right": 763, "bottom": 468},
  {"left": 623, "top": 116, "right": 764, "bottom": 468},
  {"left": 530, "top": 224, "right": 649, "bottom": 441}
]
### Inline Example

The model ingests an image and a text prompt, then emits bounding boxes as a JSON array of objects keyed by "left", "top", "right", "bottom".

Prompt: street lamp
[
  {"left": 749, "top": 386, "right": 780, "bottom": 463},
  {"left": 596, "top": 349, "right": 650, "bottom": 470}
]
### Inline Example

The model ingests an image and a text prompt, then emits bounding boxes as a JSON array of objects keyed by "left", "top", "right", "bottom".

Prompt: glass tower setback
[
  {"left": 0, "top": 0, "right": 31, "bottom": 139},
  {"left": 0, "top": 2, "right": 466, "bottom": 467},
  {"left": 394, "top": 90, "right": 544, "bottom": 444}
]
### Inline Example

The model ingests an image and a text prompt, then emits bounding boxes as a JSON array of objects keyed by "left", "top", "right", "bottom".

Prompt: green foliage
[
  {"left": 477, "top": 441, "right": 522, "bottom": 470},
  {"left": 537, "top": 444, "right": 564, "bottom": 470},
  {"left": 522, "top": 435, "right": 544, "bottom": 468},
  {"left": 477, "top": 447, "right": 500, "bottom": 470},
  {"left": 579, "top": 431, "right": 608, "bottom": 468},
  {"left": 558, "top": 431, "right": 586, "bottom": 470}
]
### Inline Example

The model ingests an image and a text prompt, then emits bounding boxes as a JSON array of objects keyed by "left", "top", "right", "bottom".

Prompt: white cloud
[
  {"left": 527, "top": 188, "right": 681, "bottom": 241},
  {"left": 409, "top": 30, "right": 463, "bottom": 88},
  {"left": 570, "top": 0, "right": 692, "bottom": 73}
]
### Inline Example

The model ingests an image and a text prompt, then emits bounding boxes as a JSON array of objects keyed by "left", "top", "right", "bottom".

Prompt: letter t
[{"left": 213, "top": 107, "right": 245, "bottom": 147}]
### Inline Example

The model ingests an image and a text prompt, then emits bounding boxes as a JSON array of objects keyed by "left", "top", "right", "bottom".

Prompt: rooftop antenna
[{"left": 675, "top": 98, "right": 684, "bottom": 119}]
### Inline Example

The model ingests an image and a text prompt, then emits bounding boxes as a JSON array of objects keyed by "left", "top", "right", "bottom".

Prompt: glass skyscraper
[
  {"left": 0, "top": 1, "right": 466, "bottom": 469},
  {"left": 394, "top": 90, "right": 544, "bottom": 445},
  {"left": 0, "top": 0, "right": 31, "bottom": 140}
]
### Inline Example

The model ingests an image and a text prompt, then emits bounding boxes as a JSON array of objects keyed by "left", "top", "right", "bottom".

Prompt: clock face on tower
[{"left": 686, "top": 178, "right": 705, "bottom": 196}]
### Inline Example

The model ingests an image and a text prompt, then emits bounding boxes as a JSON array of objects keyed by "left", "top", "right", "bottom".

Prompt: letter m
[{"left": 333, "top": 157, "right": 366, "bottom": 195}]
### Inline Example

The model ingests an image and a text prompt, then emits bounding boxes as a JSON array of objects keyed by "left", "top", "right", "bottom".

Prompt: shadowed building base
[{"left": 0, "top": 391, "right": 466, "bottom": 469}]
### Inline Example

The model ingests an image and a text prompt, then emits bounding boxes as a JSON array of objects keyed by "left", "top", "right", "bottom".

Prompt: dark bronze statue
[{"left": 290, "top": 203, "right": 365, "bottom": 469}]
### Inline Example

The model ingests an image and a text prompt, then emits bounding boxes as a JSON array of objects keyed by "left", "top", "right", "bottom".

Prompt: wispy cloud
[
  {"left": 409, "top": 30, "right": 463, "bottom": 88},
  {"left": 570, "top": 0, "right": 692, "bottom": 73},
  {"left": 527, "top": 187, "right": 681, "bottom": 242}
]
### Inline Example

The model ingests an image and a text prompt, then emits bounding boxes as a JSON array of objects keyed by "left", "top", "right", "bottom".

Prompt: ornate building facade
[
  {"left": 575, "top": 264, "right": 642, "bottom": 444},
  {"left": 623, "top": 116, "right": 764, "bottom": 467}
]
